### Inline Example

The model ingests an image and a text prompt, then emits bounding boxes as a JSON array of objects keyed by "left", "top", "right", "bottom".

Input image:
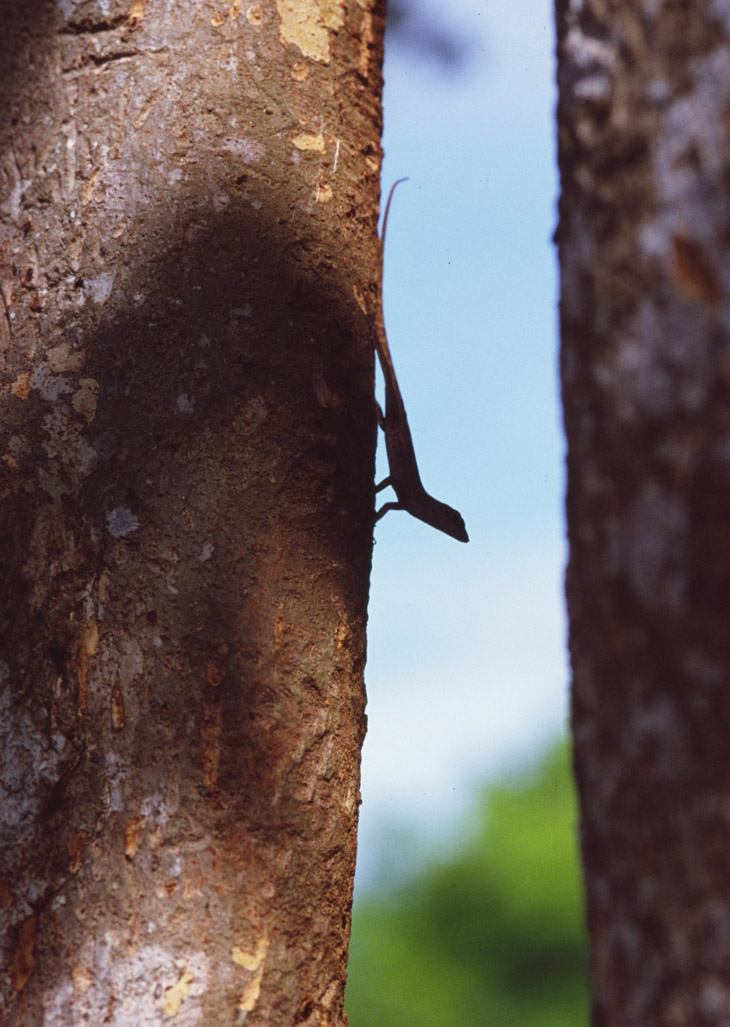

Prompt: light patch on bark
[
  {"left": 222, "top": 136, "right": 266, "bottom": 162},
  {"left": 317, "top": 0, "right": 344, "bottom": 30},
  {"left": 292, "top": 132, "right": 326, "bottom": 153},
  {"left": 81, "top": 167, "right": 102, "bottom": 206},
  {"left": 72, "top": 378, "right": 99, "bottom": 423},
  {"left": 104, "top": 752, "right": 126, "bottom": 813},
  {"left": 42, "top": 407, "right": 98, "bottom": 479},
  {"left": 592, "top": 301, "right": 673, "bottom": 422},
  {"left": 124, "top": 815, "right": 146, "bottom": 858},
  {"left": 277, "top": 0, "right": 331, "bottom": 63},
  {"left": 0, "top": 680, "right": 71, "bottom": 836},
  {"left": 46, "top": 342, "right": 86, "bottom": 374},
  {"left": 72, "top": 961, "right": 94, "bottom": 993},
  {"left": 116, "top": 634, "right": 143, "bottom": 679},
  {"left": 2, "top": 435, "right": 28, "bottom": 470},
  {"left": 356, "top": 3, "right": 374, "bottom": 77},
  {"left": 699, "top": 979, "right": 730, "bottom": 1019},
  {"left": 628, "top": 478, "right": 687, "bottom": 613},
  {"left": 77, "top": 618, "right": 100, "bottom": 714},
  {"left": 232, "top": 937, "right": 269, "bottom": 1012},
  {"left": 10, "top": 372, "right": 31, "bottom": 399},
  {"left": 712, "top": 0, "right": 730, "bottom": 29},
  {"left": 352, "top": 284, "right": 368, "bottom": 316},
  {"left": 84, "top": 272, "right": 115, "bottom": 305},
  {"left": 163, "top": 970, "right": 194, "bottom": 1016},
  {"left": 30, "top": 365, "right": 73, "bottom": 402},
  {"left": 111, "top": 677, "right": 125, "bottom": 729},
  {"left": 106, "top": 507, "right": 140, "bottom": 537},
  {"left": 128, "top": 0, "right": 145, "bottom": 27},
  {"left": 44, "top": 946, "right": 210, "bottom": 1026},
  {"left": 66, "top": 827, "right": 85, "bottom": 874},
  {"left": 563, "top": 24, "right": 615, "bottom": 74},
  {"left": 642, "top": 46, "right": 730, "bottom": 329},
  {"left": 62, "top": 123, "right": 77, "bottom": 198}
]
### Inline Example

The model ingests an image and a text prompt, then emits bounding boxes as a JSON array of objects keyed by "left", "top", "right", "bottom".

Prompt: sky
[{"left": 356, "top": 0, "right": 563, "bottom": 888}]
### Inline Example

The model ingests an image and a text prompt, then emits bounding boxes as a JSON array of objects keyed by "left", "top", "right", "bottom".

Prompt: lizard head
[
  {"left": 425, "top": 499, "right": 469, "bottom": 543},
  {"left": 441, "top": 505, "right": 469, "bottom": 543}
]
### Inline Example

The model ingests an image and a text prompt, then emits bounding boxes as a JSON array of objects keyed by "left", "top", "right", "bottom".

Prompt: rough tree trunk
[
  {"left": 556, "top": 3, "right": 730, "bottom": 1024},
  {"left": 0, "top": 1, "right": 384, "bottom": 1023}
]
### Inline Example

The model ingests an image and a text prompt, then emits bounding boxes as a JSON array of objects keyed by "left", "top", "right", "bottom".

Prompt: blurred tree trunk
[
  {"left": 0, "top": 1, "right": 384, "bottom": 1022},
  {"left": 556, "top": 3, "right": 730, "bottom": 1024}
]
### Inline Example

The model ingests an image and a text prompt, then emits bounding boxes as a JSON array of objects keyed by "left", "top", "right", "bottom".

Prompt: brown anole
[{"left": 373, "top": 179, "right": 469, "bottom": 543}]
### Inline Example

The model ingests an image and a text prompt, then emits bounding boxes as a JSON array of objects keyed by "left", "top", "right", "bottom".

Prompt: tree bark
[
  {"left": 556, "top": 3, "right": 730, "bottom": 1024},
  {"left": 0, "top": 1, "right": 383, "bottom": 1023}
]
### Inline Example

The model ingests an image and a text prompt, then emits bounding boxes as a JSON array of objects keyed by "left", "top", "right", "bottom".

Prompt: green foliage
[{"left": 346, "top": 741, "right": 589, "bottom": 1027}]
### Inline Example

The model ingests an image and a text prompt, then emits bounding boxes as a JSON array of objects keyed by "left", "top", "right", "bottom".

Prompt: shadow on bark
[{"left": 1, "top": 112, "right": 374, "bottom": 1027}]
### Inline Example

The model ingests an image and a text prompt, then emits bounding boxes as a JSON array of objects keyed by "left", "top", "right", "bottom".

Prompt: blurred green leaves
[{"left": 346, "top": 742, "right": 589, "bottom": 1027}]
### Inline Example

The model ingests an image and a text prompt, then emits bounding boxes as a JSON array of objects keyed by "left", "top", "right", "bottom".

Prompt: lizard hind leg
[{"left": 374, "top": 499, "right": 403, "bottom": 522}]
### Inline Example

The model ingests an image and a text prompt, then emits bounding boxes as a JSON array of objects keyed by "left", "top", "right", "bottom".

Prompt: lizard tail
[{"left": 381, "top": 177, "right": 409, "bottom": 249}]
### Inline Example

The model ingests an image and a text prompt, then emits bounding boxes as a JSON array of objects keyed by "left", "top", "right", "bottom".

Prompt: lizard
[{"left": 373, "top": 179, "right": 469, "bottom": 543}]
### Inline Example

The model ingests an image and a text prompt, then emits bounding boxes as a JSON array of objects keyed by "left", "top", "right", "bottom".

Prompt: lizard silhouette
[{"left": 373, "top": 179, "right": 469, "bottom": 543}]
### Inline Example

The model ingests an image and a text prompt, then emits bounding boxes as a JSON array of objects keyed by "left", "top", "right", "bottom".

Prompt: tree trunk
[
  {"left": 556, "top": 3, "right": 730, "bottom": 1024},
  {"left": 0, "top": 1, "right": 383, "bottom": 1023}
]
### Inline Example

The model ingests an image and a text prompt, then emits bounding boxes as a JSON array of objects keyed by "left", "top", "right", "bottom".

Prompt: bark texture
[
  {"left": 556, "top": 2, "right": 730, "bottom": 1024},
  {"left": 0, "top": 1, "right": 384, "bottom": 1023}
]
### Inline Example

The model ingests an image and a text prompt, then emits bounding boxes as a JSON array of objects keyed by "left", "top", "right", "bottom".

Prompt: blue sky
[{"left": 357, "top": 0, "right": 563, "bottom": 886}]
